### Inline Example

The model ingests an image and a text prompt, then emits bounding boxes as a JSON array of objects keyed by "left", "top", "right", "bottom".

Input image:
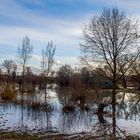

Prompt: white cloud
[
  {"left": 1, "top": 0, "right": 140, "bottom": 70},
  {"left": 0, "top": 24, "right": 81, "bottom": 46},
  {"left": 30, "top": 55, "right": 80, "bottom": 67},
  {"left": 56, "top": 56, "right": 79, "bottom": 66},
  {"left": 0, "top": 0, "right": 84, "bottom": 50}
]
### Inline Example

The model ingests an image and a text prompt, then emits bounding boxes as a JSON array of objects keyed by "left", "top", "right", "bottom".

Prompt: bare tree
[
  {"left": 81, "top": 9, "right": 140, "bottom": 137},
  {"left": 25, "top": 66, "right": 32, "bottom": 77},
  {"left": 1, "top": 59, "right": 14, "bottom": 75},
  {"left": 17, "top": 36, "right": 33, "bottom": 90},
  {"left": 81, "top": 8, "right": 140, "bottom": 106},
  {"left": 12, "top": 63, "right": 17, "bottom": 82},
  {"left": 56, "top": 64, "right": 73, "bottom": 87},
  {"left": 41, "top": 41, "right": 56, "bottom": 87},
  {"left": 18, "top": 36, "right": 33, "bottom": 76}
]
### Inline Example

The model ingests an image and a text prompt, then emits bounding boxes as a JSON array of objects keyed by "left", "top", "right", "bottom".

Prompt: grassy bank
[
  {"left": 0, "top": 130, "right": 139, "bottom": 140},
  {"left": 0, "top": 131, "right": 44, "bottom": 140}
]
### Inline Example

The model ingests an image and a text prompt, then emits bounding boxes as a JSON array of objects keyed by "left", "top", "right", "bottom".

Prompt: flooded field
[{"left": 0, "top": 86, "right": 140, "bottom": 139}]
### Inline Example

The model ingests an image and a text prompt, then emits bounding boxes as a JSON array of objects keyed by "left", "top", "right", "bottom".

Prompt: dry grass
[
  {"left": 0, "top": 131, "right": 43, "bottom": 140},
  {"left": 1, "top": 83, "right": 16, "bottom": 100}
]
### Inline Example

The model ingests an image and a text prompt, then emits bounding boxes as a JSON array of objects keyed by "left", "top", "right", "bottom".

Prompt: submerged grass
[
  {"left": 0, "top": 131, "right": 44, "bottom": 140},
  {"left": 62, "top": 105, "right": 75, "bottom": 113},
  {"left": 1, "top": 83, "right": 17, "bottom": 100}
]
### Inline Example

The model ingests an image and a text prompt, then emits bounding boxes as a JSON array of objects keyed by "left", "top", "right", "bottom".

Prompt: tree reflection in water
[
  {"left": 59, "top": 109, "right": 93, "bottom": 133},
  {"left": 0, "top": 88, "right": 140, "bottom": 139},
  {"left": 117, "top": 92, "right": 140, "bottom": 120},
  {"left": 12, "top": 88, "right": 53, "bottom": 132},
  {"left": 57, "top": 89, "right": 140, "bottom": 138}
]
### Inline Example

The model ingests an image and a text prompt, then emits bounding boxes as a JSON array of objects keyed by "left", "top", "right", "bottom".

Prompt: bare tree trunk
[
  {"left": 45, "top": 77, "right": 47, "bottom": 99},
  {"left": 112, "top": 103, "right": 116, "bottom": 137},
  {"left": 112, "top": 80, "right": 116, "bottom": 137},
  {"left": 22, "top": 65, "right": 25, "bottom": 92},
  {"left": 122, "top": 72, "right": 127, "bottom": 88},
  {"left": 17, "top": 36, "right": 33, "bottom": 92}
]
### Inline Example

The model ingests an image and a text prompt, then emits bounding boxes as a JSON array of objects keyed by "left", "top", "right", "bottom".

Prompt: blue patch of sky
[
  {"left": 14, "top": 0, "right": 105, "bottom": 18},
  {"left": 56, "top": 48, "right": 79, "bottom": 57},
  {"left": 0, "top": 16, "right": 30, "bottom": 27},
  {"left": 0, "top": 44, "right": 16, "bottom": 54},
  {"left": 0, "top": 44, "right": 17, "bottom": 62}
]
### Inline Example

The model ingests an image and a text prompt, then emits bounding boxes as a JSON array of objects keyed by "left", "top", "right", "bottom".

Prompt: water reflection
[
  {"left": 116, "top": 92, "right": 140, "bottom": 121},
  {"left": 0, "top": 87, "right": 140, "bottom": 138}
]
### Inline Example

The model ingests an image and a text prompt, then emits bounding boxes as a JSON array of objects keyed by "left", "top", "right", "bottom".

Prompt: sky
[{"left": 0, "top": 0, "right": 140, "bottom": 72}]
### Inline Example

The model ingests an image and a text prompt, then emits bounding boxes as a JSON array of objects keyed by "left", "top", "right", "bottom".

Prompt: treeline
[
  {"left": 0, "top": 62, "right": 111, "bottom": 89},
  {"left": 0, "top": 59, "right": 140, "bottom": 90}
]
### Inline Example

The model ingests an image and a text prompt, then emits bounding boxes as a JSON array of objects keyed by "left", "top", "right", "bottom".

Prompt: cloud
[
  {"left": 56, "top": 56, "right": 79, "bottom": 66},
  {"left": 0, "top": 23, "right": 82, "bottom": 54},
  {"left": 0, "top": 0, "right": 83, "bottom": 51},
  {"left": 0, "top": 0, "right": 140, "bottom": 70}
]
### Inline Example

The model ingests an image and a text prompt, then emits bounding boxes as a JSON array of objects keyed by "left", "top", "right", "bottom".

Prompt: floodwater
[{"left": 0, "top": 86, "right": 140, "bottom": 138}]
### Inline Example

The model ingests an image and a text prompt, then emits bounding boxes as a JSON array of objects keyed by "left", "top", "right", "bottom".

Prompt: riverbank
[{"left": 0, "top": 130, "right": 139, "bottom": 140}]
